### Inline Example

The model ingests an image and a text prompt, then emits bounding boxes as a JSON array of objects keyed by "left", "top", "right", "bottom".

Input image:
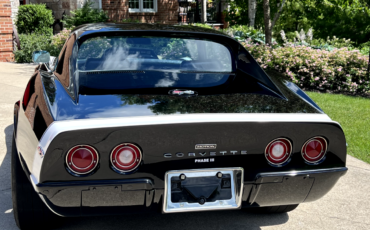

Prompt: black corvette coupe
[{"left": 12, "top": 23, "right": 347, "bottom": 229}]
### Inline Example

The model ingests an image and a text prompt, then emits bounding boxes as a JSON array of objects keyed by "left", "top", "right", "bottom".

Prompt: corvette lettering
[{"left": 163, "top": 150, "right": 248, "bottom": 158}]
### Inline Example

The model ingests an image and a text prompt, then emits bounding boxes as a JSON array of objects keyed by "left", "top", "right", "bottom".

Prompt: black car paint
[
  {"left": 34, "top": 168, "right": 347, "bottom": 217},
  {"left": 14, "top": 23, "right": 346, "bottom": 217}
]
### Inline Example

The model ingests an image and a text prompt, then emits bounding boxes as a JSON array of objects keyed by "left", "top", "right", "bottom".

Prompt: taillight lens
[
  {"left": 111, "top": 143, "right": 142, "bottom": 173},
  {"left": 302, "top": 137, "right": 327, "bottom": 164},
  {"left": 265, "top": 138, "right": 292, "bottom": 166},
  {"left": 66, "top": 145, "right": 99, "bottom": 175},
  {"left": 23, "top": 80, "right": 32, "bottom": 109}
]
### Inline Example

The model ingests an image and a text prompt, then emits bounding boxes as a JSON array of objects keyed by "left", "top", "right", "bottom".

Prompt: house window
[{"left": 129, "top": 0, "right": 157, "bottom": 12}]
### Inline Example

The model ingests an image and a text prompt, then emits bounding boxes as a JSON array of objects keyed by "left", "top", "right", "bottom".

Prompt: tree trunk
[
  {"left": 263, "top": 0, "right": 286, "bottom": 45},
  {"left": 195, "top": 0, "right": 200, "bottom": 23},
  {"left": 272, "top": 0, "right": 286, "bottom": 28},
  {"left": 263, "top": 0, "right": 272, "bottom": 45},
  {"left": 248, "top": 0, "right": 257, "bottom": 27},
  {"left": 201, "top": 0, "right": 207, "bottom": 23}
]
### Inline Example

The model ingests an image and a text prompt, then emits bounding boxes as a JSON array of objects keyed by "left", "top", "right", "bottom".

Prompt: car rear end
[
  {"left": 30, "top": 113, "right": 346, "bottom": 216},
  {"left": 28, "top": 28, "right": 347, "bottom": 216}
]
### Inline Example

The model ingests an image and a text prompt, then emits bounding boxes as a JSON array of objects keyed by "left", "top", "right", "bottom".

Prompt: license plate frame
[{"left": 163, "top": 167, "right": 244, "bottom": 213}]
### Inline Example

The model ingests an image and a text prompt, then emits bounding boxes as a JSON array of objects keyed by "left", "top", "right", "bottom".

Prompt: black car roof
[{"left": 72, "top": 23, "right": 230, "bottom": 38}]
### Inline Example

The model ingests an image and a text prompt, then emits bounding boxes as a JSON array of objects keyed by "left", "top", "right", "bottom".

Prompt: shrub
[
  {"left": 63, "top": 0, "right": 108, "bottom": 28},
  {"left": 359, "top": 41, "right": 370, "bottom": 56},
  {"left": 48, "top": 29, "right": 72, "bottom": 56},
  {"left": 192, "top": 23, "right": 213, "bottom": 29},
  {"left": 222, "top": 25, "right": 276, "bottom": 45},
  {"left": 14, "top": 34, "right": 52, "bottom": 63},
  {"left": 242, "top": 39, "right": 370, "bottom": 94},
  {"left": 15, "top": 4, "right": 54, "bottom": 36},
  {"left": 280, "top": 28, "right": 355, "bottom": 51},
  {"left": 122, "top": 18, "right": 141, "bottom": 23},
  {"left": 14, "top": 29, "right": 71, "bottom": 63}
]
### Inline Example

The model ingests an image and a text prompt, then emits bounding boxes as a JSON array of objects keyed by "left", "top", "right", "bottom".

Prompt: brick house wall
[
  {"left": 103, "top": 0, "right": 179, "bottom": 24},
  {"left": 0, "top": 0, "right": 13, "bottom": 62}
]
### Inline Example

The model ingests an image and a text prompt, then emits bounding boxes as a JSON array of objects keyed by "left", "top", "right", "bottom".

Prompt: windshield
[{"left": 76, "top": 36, "right": 233, "bottom": 72}]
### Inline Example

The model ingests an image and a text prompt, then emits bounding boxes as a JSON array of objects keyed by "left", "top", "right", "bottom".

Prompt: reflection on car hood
[{"left": 54, "top": 93, "right": 321, "bottom": 121}]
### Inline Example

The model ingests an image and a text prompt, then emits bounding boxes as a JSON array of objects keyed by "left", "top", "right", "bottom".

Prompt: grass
[{"left": 306, "top": 92, "right": 370, "bottom": 164}]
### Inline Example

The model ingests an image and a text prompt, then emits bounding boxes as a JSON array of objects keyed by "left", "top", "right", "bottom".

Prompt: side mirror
[{"left": 32, "top": 51, "right": 50, "bottom": 64}]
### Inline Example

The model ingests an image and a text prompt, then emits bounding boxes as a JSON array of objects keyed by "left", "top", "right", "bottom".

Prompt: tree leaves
[{"left": 225, "top": 0, "right": 370, "bottom": 45}]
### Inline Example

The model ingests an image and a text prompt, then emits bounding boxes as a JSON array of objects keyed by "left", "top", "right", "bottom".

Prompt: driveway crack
[{"left": 0, "top": 188, "right": 11, "bottom": 192}]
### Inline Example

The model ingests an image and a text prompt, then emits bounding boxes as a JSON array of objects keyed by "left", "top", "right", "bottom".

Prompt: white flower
[
  {"left": 280, "top": 30, "right": 287, "bottom": 42},
  {"left": 307, "top": 28, "right": 313, "bottom": 41},
  {"left": 299, "top": 29, "right": 306, "bottom": 42},
  {"left": 295, "top": 31, "right": 300, "bottom": 41}
]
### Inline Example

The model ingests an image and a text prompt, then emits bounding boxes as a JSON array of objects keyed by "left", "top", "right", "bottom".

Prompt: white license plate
[{"left": 163, "top": 167, "right": 244, "bottom": 213}]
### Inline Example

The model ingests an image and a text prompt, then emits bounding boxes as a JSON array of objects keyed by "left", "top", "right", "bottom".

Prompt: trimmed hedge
[{"left": 15, "top": 4, "right": 54, "bottom": 36}]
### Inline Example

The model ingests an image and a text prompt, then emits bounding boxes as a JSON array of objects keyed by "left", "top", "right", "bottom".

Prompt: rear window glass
[{"left": 76, "top": 36, "right": 232, "bottom": 72}]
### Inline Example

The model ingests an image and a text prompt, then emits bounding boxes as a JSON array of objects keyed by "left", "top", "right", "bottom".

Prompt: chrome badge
[
  {"left": 37, "top": 146, "right": 45, "bottom": 158},
  {"left": 169, "top": 89, "right": 198, "bottom": 96},
  {"left": 195, "top": 144, "right": 217, "bottom": 149}
]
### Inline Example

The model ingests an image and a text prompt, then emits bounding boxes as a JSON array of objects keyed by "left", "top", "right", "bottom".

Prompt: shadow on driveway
[
  {"left": 0, "top": 125, "right": 17, "bottom": 229},
  {"left": 0, "top": 125, "right": 13, "bottom": 191},
  {"left": 60, "top": 210, "right": 289, "bottom": 230}
]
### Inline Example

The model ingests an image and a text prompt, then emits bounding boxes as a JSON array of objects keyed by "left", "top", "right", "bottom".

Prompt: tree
[
  {"left": 201, "top": 0, "right": 207, "bottom": 23},
  {"left": 263, "top": 0, "right": 286, "bottom": 45},
  {"left": 248, "top": 0, "right": 257, "bottom": 27}
]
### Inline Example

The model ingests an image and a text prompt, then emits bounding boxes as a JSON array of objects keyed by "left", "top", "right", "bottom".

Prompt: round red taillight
[
  {"left": 66, "top": 145, "right": 99, "bottom": 175},
  {"left": 302, "top": 137, "right": 327, "bottom": 164},
  {"left": 265, "top": 138, "right": 292, "bottom": 166},
  {"left": 111, "top": 143, "right": 142, "bottom": 173}
]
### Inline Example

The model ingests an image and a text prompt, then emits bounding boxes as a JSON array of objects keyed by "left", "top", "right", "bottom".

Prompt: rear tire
[
  {"left": 11, "top": 136, "right": 63, "bottom": 230},
  {"left": 245, "top": 204, "right": 299, "bottom": 214}
]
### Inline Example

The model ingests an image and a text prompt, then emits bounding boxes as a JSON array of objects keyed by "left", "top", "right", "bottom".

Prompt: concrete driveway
[{"left": 0, "top": 62, "right": 369, "bottom": 230}]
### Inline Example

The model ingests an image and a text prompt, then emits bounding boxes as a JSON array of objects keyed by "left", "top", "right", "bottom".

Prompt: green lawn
[{"left": 306, "top": 92, "right": 370, "bottom": 164}]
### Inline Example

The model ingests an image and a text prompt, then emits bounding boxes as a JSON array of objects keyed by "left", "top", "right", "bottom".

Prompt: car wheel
[
  {"left": 11, "top": 136, "right": 63, "bottom": 230},
  {"left": 245, "top": 204, "right": 299, "bottom": 214}
]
